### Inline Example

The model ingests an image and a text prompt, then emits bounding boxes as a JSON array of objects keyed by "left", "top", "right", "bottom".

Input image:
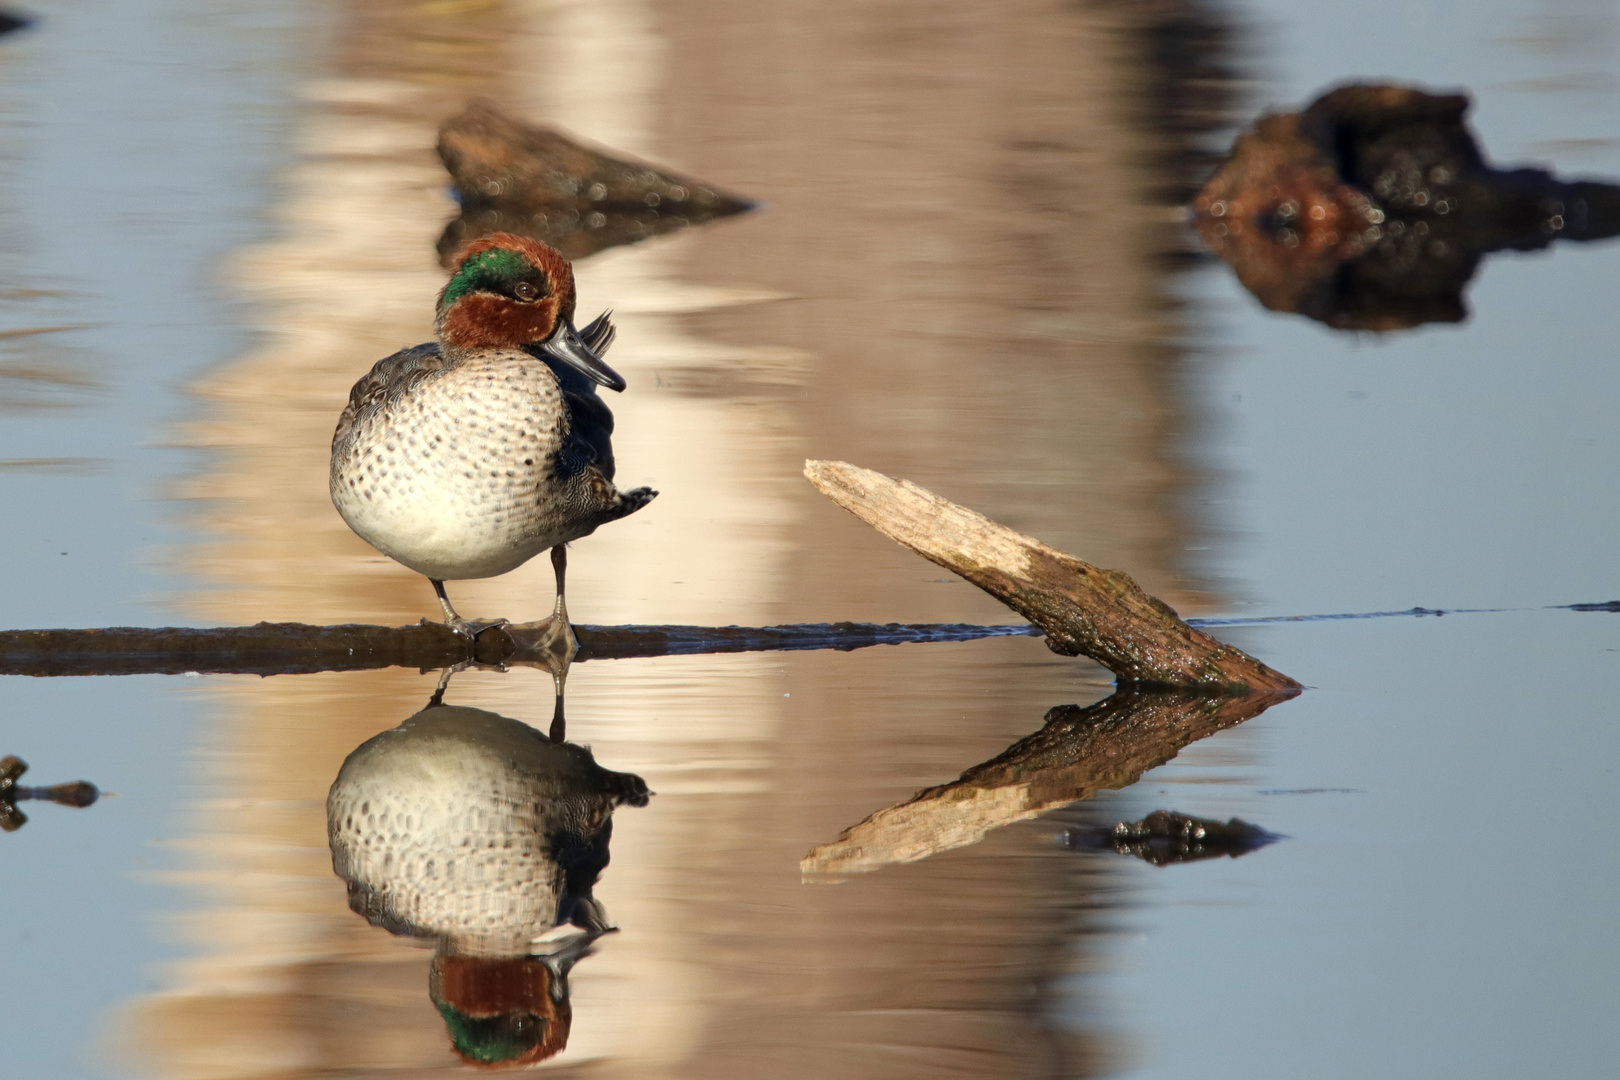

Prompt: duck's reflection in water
[{"left": 327, "top": 699, "right": 649, "bottom": 1067}]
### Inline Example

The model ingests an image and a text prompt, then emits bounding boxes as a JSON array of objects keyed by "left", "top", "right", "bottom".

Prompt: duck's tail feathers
[
  {"left": 579, "top": 310, "right": 616, "bottom": 357},
  {"left": 605, "top": 485, "right": 657, "bottom": 522}
]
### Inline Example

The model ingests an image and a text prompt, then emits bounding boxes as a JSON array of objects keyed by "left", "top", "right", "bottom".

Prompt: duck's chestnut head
[
  {"left": 430, "top": 954, "right": 572, "bottom": 1068},
  {"left": 436, "top": 232, "right": 625, "bottom": 391}
]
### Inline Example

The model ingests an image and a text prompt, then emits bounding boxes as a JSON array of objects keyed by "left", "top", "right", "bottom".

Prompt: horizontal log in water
[
  {"left": 802, "top": 686, "right": 1294, "bottom": 877},
  {"left": 0, "top": 620, "right": 1038, "bottom": 677},
  {"left": 804, "top": 459, "right": 1300, "bottom": 691},
  {"left": 0, "top": 623, "right": 465, "bottom": 677}
]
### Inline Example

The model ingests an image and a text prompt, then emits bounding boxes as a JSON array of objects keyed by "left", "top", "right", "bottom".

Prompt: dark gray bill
[{"left": 540, "top": 318, "right": 627, "bottom": 392}]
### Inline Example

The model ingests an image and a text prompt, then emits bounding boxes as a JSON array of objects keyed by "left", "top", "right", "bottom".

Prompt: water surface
[{"left": 0, "top": 1, "right": 1616, "bottom": 1078}]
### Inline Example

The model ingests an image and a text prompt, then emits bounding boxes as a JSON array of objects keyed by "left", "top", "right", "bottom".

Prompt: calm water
[{"left": 1, "top": 0, "right": 1617, "bottom": 1077}]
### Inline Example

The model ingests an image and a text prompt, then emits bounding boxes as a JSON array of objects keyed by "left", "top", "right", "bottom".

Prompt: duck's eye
[{"left": 513, "top": 281, "right": 541, "bottom": 302}]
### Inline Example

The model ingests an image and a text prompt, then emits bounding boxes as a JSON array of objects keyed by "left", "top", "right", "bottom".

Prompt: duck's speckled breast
[
  {"left": 331, "top": 349, "right": 570, "bottom": 580},
  {"left": 327, "top": 712, "right": 565, "bottom": 954}
]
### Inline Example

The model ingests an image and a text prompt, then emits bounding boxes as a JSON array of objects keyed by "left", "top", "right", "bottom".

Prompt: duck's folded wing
[
  {"left": 332, "top": 343, "right": 450, "bottom": 450},
  {"left": 526, "top": 316, "right": 622, "bottom": 482},
  {"left": 559, "top": 388, "right": 618, "bottom": 482}
]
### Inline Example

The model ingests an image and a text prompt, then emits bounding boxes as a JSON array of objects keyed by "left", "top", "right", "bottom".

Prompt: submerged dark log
[
  {"left": 0, "top": 620, "right": 1037, "bottom": 677},
  {"left": 802, "top": 687, "right": 1294, "bottom": 877},
  {"left": 436, "top": 100, "right": 754, "bottom": 265},
  {"left": 1060, "top": 809, "right": 1280, "bottom": 866},
  {"left": 571, "top": 620, "right": 1036, "bottom": 661},
  {"left": 0, "top": 622, "right": 467, "bottom": 677},
  {"left": 804, "top": 459, "right": 1299, "bottom": 691},
  {"left": 1194, "top": 82, "right": 1620, "bottom": 331}
]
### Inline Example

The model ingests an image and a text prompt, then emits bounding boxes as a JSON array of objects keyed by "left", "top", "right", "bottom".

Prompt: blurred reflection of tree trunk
[
  {"left": 114, "top": 2, "right": 1244, "bottom": 1079},
  {"left": 644, "top": 2, "right": 1245, "bottom": 1078}
]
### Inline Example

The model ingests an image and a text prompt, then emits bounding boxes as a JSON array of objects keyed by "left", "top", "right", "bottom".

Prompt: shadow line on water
[{"left": 1188, "top": 600, "right": 1620, "bottom": 626}]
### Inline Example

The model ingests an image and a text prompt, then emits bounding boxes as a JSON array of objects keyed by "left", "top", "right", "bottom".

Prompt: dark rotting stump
[
  {"left": 436, "top": 100, "right": 755, "bottom": 265},
  {"left": 1193, "top": 82, "right": 1620, "bottom": 331},
  {"left": 0, "top": 755, "right": 98, "bottom": 832}
]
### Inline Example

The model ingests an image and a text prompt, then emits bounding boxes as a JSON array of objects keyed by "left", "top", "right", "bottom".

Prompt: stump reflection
[{"left": 1195, "top": 83, "right": 1620, "bottom": 330}]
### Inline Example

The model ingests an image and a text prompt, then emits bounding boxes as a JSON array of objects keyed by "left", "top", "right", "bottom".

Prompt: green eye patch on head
[
  {"left": 437, "top": 1003, "right": 549, "bottom": 1063},
  {"left": 439, "top": 248, "right": 542, "bottom": 312}
]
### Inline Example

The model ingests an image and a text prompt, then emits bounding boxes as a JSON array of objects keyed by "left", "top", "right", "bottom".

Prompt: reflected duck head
[
  {"left": 436, "top": 231, "right": 625, "bottom": 391},
  {"left": 430, "top": 954, "right": 572, "bottom": 1067}
]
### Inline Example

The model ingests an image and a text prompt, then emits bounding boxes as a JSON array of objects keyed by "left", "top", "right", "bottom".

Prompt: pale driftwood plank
[{"left": 804, "top": 459, "right": 1300, "bottom": 691}]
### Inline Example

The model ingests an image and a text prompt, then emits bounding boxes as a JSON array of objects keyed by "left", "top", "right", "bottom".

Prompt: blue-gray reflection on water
[
  {"left": 0, "top": 2, "right": 310, "bottom": 1078},
  {"left": 1116, "top": 2, "right": 1620, "bottom": 1074},
  {"left": 1088, "top": 612, "right": 1620, "bottom": 1078},
  {"left": 0, "top": 0, "right": 309, "bottom": 629}
]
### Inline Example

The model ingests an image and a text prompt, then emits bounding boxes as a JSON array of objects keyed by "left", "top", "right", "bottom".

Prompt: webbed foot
[
  {"left": 423, "top": 613, "right": 511, "bottom": 642},
  {"left": 427, "top": 579, "right": 512, "bottom": 643},
  {"left": 451, "top": 615, "right": 511, "bottom": 641},
  {"left": 533, "top": 611, "right": 578, "bottom": 670}
]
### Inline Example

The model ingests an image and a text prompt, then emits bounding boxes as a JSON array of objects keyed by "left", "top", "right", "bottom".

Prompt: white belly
[
  {"left": 331, "top": 358, "right": 569, "bottom": 580},
  {"left": 336, "top": 477, "right": 552, "bottom": 579}
]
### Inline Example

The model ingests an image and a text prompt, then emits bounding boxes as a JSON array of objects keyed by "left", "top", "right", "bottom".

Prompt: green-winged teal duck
[{"left": 331, "top": 233, "right": 656, "bottom": 642}]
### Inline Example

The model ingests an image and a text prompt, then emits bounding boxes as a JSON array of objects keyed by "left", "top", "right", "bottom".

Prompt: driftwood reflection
[
  {"left": 436, "top": 100, "right": 754, "bottom": 265},
  {"left": 1195, "top": 83, "right": 1620, "bottom": 331},
  {"left": 802, "top": 687, "right": 1295, "bottom": 878},
  {"left": 0, "top": 754, "right": 98, "bottom": 831},
  {"left": 1060, "top": 809, "right": 1279, "bottom": 866},
  {"left": 0, "top": 620, "right": 1035, "bottom": 677},
  {"left": 327, "top": 699, "right": 647, "bottom": 1067}
]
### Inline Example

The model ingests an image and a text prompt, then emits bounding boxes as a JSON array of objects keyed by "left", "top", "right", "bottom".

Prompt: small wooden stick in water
[{"left": 0, "top": 755, "right": 99, "bottom": 832}]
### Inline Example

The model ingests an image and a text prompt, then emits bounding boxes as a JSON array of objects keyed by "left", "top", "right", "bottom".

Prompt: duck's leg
[
  {"left": 427, "top": 663, "right": 466, "bottom": 708},
  {"left": 534, "top": 545, "right": 580, "bottom": 668},
  {"left": 548, "top": 672, "right": 566, "bottom": 744},
  {"left": 429, "top": 579, "right": 509, "bottom": 641}
]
